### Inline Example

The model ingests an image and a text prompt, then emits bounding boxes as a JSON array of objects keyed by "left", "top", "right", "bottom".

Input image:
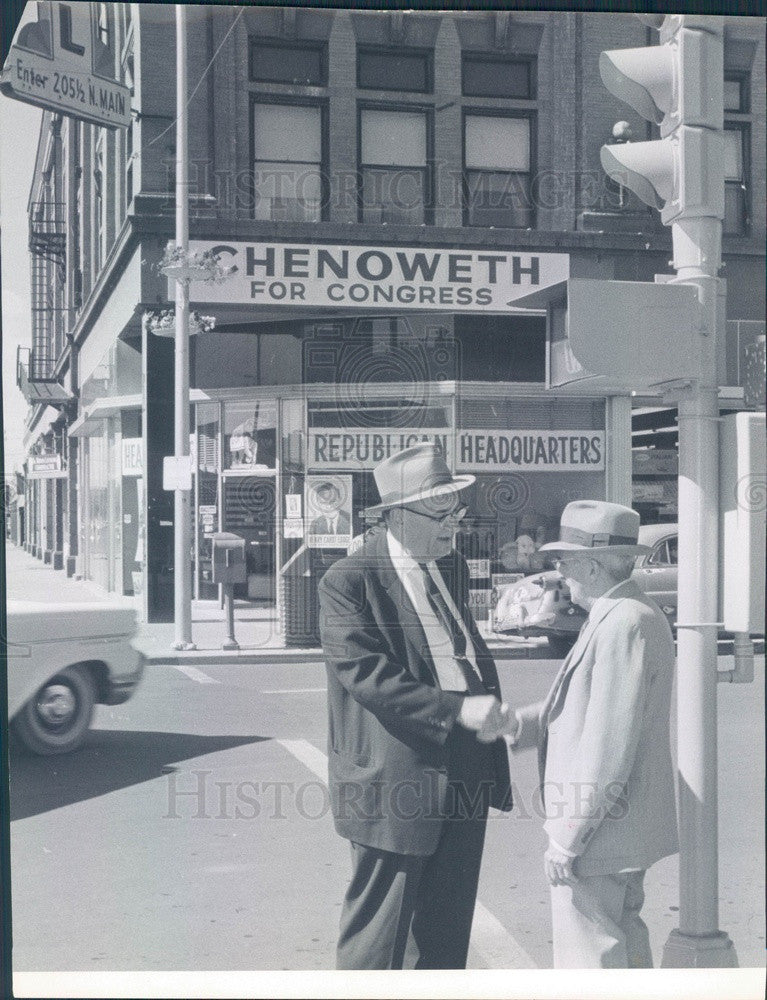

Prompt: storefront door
[{"left": 222, "top": 474, "right": 276, "bottom": 602}]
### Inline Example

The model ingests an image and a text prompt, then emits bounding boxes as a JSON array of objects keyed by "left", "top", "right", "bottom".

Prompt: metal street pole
[
  {"left": 172, "top": 4, "right": 194, "bottom": 651},
  {"left": 662, "top": 217, "right": 737, "bottom": 966}
]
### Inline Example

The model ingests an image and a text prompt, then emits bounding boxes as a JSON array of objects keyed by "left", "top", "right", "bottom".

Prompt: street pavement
[
  {"left": 3, "top": 541, "right": 765, "bottom": 974},
  {"left": 3, "top": 543, "right": 555, "bottom": 664}
]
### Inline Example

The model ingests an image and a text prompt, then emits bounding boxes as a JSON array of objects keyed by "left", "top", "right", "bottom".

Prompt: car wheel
[
  {"left": 548, "top": 635, "right": 576, "bottom": 658},
  {"left": 11, "top": 664, "right": 97, "bottom": 755}
]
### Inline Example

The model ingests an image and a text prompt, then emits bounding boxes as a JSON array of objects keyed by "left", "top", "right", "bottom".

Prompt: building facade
[{"left": 17, "top": 5, "right": 766, "bottom": 626}]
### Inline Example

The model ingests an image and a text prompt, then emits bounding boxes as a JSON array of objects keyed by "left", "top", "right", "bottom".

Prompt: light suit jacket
[{"left": 512, "top": 578, "right": 678, "bottom": 876}]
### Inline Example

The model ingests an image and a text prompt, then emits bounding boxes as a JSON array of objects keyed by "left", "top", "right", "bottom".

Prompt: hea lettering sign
[
  {"left": 0, "top": 2, "right": 131, "bottom": 129},
  {"left": 178, "top": 241, "right": 570, "bottom": 312}
]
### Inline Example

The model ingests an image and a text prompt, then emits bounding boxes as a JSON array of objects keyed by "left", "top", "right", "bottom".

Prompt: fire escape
[{"left": 16, "top": 200, "right": 73, "bottom": 404}]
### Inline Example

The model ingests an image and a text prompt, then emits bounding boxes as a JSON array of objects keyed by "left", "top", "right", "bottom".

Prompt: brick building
[{"left": 16, "top": 4, "right": 765, "bottom": 625}]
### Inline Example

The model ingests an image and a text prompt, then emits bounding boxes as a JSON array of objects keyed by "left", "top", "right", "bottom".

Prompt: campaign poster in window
[{"left": 305, "top": 475, "right": 353, "bottom": 549}]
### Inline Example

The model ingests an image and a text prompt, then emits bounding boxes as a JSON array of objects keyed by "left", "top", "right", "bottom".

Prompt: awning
[
  {"left": 69, "top": 394, "right": 142, "bottom": 438},
  {"left": 68, "top": 391, "right": 208, "bottom": 438}
]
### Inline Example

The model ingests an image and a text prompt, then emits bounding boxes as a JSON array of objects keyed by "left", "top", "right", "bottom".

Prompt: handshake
[{"left": 457, "top": 695, "right": 517, "bottom": 743}]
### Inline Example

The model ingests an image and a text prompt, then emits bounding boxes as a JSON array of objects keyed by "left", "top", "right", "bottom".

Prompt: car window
[
  {"left": 645, "top": 535, "right": 678, "bottom": 567},
  {"left": 647, "top": 540, "right": 670, "bottom": 566}
]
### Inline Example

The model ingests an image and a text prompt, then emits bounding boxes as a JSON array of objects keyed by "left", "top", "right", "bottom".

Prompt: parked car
[
  {"left": 492, "top": 524, "right": 680, "bottom": 657},
  {"left": 6, "top": 601, "right": 145, "bottom": 755}
]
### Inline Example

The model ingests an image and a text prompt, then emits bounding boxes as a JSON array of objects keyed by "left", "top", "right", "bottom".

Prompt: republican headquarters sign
[
  {"left": 308, "top": 428, "right": 605, "bottom": 473},
  {"left": 0, "top": 2, "right": 131, "bottom": 129},
  {"left": 181, "top": 241, "right": 570, "bottom": 312}
]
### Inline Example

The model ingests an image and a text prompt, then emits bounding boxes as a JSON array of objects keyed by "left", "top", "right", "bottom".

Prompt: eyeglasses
[
  {"left": 554, "top": 556, "right": 592, "bottom": 573},
  {"left": 400, "top": 504, "right": 468, "bottom": 524}
]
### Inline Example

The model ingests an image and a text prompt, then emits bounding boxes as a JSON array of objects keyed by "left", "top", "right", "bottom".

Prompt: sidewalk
[{"left": 3, "top": 542, "right": 547, "bottom": 665}]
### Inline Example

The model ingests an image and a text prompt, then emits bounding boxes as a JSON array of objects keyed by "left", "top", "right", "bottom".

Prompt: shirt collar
[{"left": 386, "top": 530, "right": 424, "bottom": 573}]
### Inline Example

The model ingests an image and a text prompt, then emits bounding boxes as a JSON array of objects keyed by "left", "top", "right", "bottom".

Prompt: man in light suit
[
  {"left": 319, "top": 444, "right": 512, "bottom": 969},
  {"left": 500, "top": 500, "right": 678, "bottom": 968}
]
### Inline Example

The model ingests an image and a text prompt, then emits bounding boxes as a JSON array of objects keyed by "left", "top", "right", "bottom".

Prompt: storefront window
[
  {"left": 80, "top": 339, "right": 142, "bottom": 406},
  {"left": 223, "top": 400, "right": 277, "bottom": 471},
  {"left": 454, "top": 396, "right": 607, "bottom": 589},
  {"left": 303, "top": 315, "right": 459, "bottom": 387},
  {"left": 196, "top": 402, "right": 220, "bottom": 599}
]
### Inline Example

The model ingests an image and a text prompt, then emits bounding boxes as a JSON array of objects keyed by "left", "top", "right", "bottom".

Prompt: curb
[{"left": 140, "top": 642, "right": 551, "bottom": 666}]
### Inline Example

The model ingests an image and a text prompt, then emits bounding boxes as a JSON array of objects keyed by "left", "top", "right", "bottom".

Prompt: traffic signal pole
[
  {"left": 172, "top": 5, "right": 195, "bottom": 651},
  {"left": 599, "top": 15, "right": 739, "bottom": 967},
  {"left": 663, "top": 217, "right": 736, "bottom": 966}
]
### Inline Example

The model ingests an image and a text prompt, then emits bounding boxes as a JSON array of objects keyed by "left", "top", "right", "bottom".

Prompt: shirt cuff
[
  {"left": 503, "top": 711, "right": 522, "bottom": 745},
  {"left": 548, "top": 837, "right": 578, "bottom": 859}
]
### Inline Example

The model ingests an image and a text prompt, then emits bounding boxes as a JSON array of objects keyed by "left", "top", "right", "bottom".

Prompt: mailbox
[{"left": 211, "top": 532, "right": 246, "bottom": 585}]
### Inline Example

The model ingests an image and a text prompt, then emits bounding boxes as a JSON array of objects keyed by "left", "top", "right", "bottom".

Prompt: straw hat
[
  {"left": 539, "top": 500, "right": 651, "bottom": 555},
  {"left": 364, "top": 443, "right": 474, "bottom": 516}
]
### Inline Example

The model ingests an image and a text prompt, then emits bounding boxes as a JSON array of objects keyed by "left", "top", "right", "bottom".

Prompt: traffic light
[
  {"left": 512, "top": 278, "right": 703, "bottom": 392},
  {"left": 599, "top": 15, "right": 724, "bottom": 224}
]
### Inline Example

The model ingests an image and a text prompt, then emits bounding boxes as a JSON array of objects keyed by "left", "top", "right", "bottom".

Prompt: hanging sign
[
  {"left": 177, "top": 240, "right": 569, "bottom": 312},
  {"left": 0, "top": 3, "right": 131, "bottom": 129}
]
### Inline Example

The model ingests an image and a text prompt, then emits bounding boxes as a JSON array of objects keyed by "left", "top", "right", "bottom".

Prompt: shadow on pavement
[{"left": 9, "top": 730, "right": 271, "bottom": 822}]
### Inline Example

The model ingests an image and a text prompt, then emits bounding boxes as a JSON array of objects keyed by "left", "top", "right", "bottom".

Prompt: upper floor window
[
  {"left": 252, "top": 102, "right": 324, "bottom": 222},
  {"left": 359, "top": 107, "right": 429, "bottom": 224},
  {"left": 462, "top": 54, "right": 534, "bottom": 99},
  {"left": 250, "top": 40, "right": 327, "bottom": 86},
  {"left": 93, "top": 133, "right": 105, "bottom": 275},
  {"left": 94, "top": 2, "right": 114, "bottom": 77},
  {"left": 724, "top": 74, "right": 749, "bottom": 113},
  {"left": 357, "top": 47, "right": 432, "bottom": 93},
  {"left": 723, "top": 124, "right": 749, "bottom": 236},
  {"left": 463, "top": 113, "right": 532, "bottom": 228}
]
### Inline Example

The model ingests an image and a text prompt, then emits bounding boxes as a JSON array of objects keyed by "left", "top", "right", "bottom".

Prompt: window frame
[
  {"left": 357, "top": 101, "right": 434, "bottom": 225},
  {"left": 723, "top": 120, "right": 750, "bottom": 237},
  {"left": 249, "top": 95, "right": 329, "bottom": 223},
  {"left": 461, "top": 52, "right": 536, "bottom": 100},
  {"left": 461, "top": 107, "right": 537, "bottom": 229},
  {"left": 724, "top": 72, "right": 750, "bottom": 114},
  {"left": 248, "top": 38, "right": 328, "bottom": 87},
  {"left": 356, "top": 45, "right": 434, "bottom": 94},
  {"left": 93, "top": 131, "right": 105, "bottom": 276}
]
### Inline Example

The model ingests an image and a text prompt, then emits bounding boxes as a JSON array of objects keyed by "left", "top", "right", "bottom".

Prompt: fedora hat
[
  {"left": 539, "top": 500, "right": 651, "bottom": 555},
  {"left": 364, "top": 443, "right": 475, "bottom": 516}
]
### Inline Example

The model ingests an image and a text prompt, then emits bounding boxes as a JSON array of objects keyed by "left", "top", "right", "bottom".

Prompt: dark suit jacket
[
  {"left": 309, "top": 510, "right": 351, "bottom": 536},
  {"left": 319, "top": 530, "right": 512, "bottom": 856}
]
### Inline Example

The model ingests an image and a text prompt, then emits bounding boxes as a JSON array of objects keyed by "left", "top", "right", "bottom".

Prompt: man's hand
[
  {"left": 544, "top": 843, "right": 576, "bottom": 886},
  {"left": 457, "top": 695, "right": 509, "bottom": 742}
]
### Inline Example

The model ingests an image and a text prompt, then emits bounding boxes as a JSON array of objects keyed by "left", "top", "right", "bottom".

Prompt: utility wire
[{"left": 134, "top": 7, "right": 245, "bottom": 158}]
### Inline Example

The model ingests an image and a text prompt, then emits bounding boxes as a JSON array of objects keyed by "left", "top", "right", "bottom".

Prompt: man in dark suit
[
  {"left": 308, "top": 482, "right": 351, "bottom": 537},
  {"left": 319, "top": 444, "right": 513, "bottom": 969}
]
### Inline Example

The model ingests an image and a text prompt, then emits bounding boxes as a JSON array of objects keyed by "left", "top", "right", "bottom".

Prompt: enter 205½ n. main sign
[
  {"left": 0, "top": 2, "right": 131, "bottom": 129},
  {"left": 178, "top": 241, "right": 570, "bottom": 312}
]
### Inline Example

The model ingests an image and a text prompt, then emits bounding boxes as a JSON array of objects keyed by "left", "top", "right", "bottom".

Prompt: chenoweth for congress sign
[{"left": 179, "top": 241, "right": 569, "bottom": 311}]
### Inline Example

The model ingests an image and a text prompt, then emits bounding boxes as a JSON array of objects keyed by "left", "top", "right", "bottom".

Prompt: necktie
[{"left": 420, "top": 565, "right": 485, "bottom": 694}]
